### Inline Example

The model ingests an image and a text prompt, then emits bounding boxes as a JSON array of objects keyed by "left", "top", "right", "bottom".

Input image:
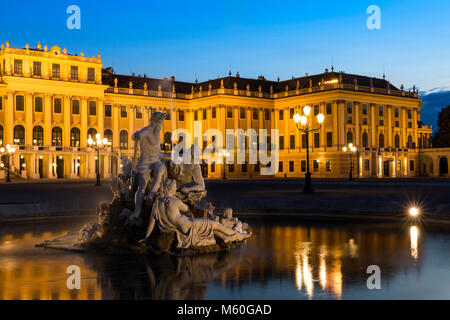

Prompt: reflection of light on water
[
  {"left": 319, "top": 246, "right": 327, "bottom": 290},
  {"left": 294, "top": 243, "right": 313, "bottom": 299},
  {"left": 410, "top": 226, "right": 419, "bottom": 260},
  {"left": 331, "top": 261, "right": 342, "bottom": 299},
  {"left": 347, "top": 238, "right": 358, "bottom": 258}
]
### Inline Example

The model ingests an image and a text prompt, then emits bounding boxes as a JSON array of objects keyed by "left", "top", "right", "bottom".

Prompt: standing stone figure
[{"left": 130, "top": 112, "right": 168, "bottom": 219}]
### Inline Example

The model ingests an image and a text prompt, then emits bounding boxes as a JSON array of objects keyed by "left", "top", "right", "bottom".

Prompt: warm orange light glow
[{"left": 409, "top": 207, "right": 420, "bottom": 217}]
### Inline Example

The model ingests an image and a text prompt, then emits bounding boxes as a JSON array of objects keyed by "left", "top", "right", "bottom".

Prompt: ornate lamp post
[
  {"left": 218, "top": 149, "right": 230, "bottom": 180},
  {"left": 294, "top": 106, "right": 325, "bottom": 194},
  {"left": 0, "top": 145, "right": 16, "bottom": 182},
  {"left": 88, "top": 133, "right": 111, "bottom": 186},
  {"left": 343, "top": 143, "right": 357, "bottom": 181}
]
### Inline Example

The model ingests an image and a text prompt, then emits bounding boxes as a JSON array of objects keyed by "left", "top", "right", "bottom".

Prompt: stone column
[
  {"left": 81, "top": 97, "right": 88, "bottom": 147},
  {"left": 320, "top": 103, "right": 325, "bottom": 150},
  {"left": 354, "top": 102, "right": 360, "bottom": 147},
  {"left": 332, "top": 101, "right": 338, "bottom": 150},
  {"left": 387, "top": 105, "right": 392, "bottom": 147},
  {"left": 370, "top": 104, "right": 376, "bottom": 148},
  {"left": 402, "top": 107, "right": 407, "bottom": 148},
  {"left": 113, "top": 105, "right": 119, "bottom": 150},
  {"left": 103, "top": 153, "right": 111, "bottom": 178},
  {"left": 339, "top": 100, "right": 345, "bottom": 149},
  {"left": 5, "top": 91, "right": 14, "bottom": 145},
  {"left": 44, "top": 94, "right": 52, "bottom": 146},
  {"left": 63, "top": 95, "right": 71, "bottom": 147},
  {"left": 25, "top": 93, "right": 33, "bottom": 146},
  {"left": 98, "top": 98, "right": 104, "bottom": 137}
]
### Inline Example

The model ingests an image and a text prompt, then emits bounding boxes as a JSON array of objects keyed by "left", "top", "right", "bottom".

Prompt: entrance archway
[
  {"left": 440, "top": 157, "right": 449, "bottom": 176},
  {"left": 56, "top": 157, "right": 64, "bottom": 179}
]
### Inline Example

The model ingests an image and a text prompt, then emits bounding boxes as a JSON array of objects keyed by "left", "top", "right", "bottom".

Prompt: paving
[{"left": 0, "top": 178, "right": 449, "bottom": 223}]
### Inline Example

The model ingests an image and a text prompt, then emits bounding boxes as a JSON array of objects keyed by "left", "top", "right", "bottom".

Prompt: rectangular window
[
  {"left": 410, "top": 160, "right": 415, "bottom": 171},
  {"left": 228, "top": 164, "right": 235, "bottom": 173},
  {"left": 347, "top": 103, "right": 353, "bottom": 114},
  {"left": 212, "top": 107, "right": 216, "bottom": 118},
  {"left": 313, "top": 160, "right": 319, "bottom": 172},
  {"left": 0, "top": 97, "right": 2, "bottom": 110},
  {"left": 252, "top": 108, "right": 258, "bottom": 120},
  {"left": 279, "top": 161, "right": 283, "bottom": 173},
  {"left": 379, "top": 106, "right": 384, "bottom": 117},
  {"left": 70, "top": 66, "right": 78, "bottom": 80},
  {"left": 105, "top": 105, "right": 112, "bottom": 117},
  {"left": 290, "top": 135, "right": 295, "bottom": 149},
  {"left": 362, "top": 104, "right": 368, "bottom": 115},
  {"left": 227, "top": 107, "right": 233, "bottom": 118},
  {"left": 408, "top": 109, "right": 412, "bottom": 119},
  {"left": 240, "top": 108, "right": 245, "bottom": 119},
  {"left": 348, "top": 117, "right": 353, "bottom": 124},
  {"left": 120, "top": 106, "right": 127, "bottom": 118},
  {"left": 379, "top": 119, "right": 384, "bottom": 126},
  {"left": 16, "top": 95, "right": 24, "bottom": 111},
  {"left": 279, "top": 110, "right": 284, "bottom": 120},
  {"left": 289, "top": 161, "right": 294, "bottom": 172},
  {"left": 33, "top": 61, "right": 41, "bottom": 76},
  {"left": 203, "top": 108, "right": 207, "bottom": 120},
  {"left": 136, "top": 107, "right": 143, "bottom": 119},
  {"left": 89, "top": 101, "right": 97, "bottom": 116},
  {"left": 395, "top": 121, "right": 399, "bottom": 127},
  {"left": 54, "top": 98, "right": 62, "bottom": 113},
  {"left": 211, "top": 162, "right": 215, "bottom": 173},
  {"left": 264, "top": 109, "right": 270, "bottom": 121},
  {"left": 314, "top": 133, "right": 320, "bottom": 148},
  {"left": 326, "top": 160, "right": 332, "bottom": 172},
  {"left": 87, "top": 68, "right": 95, "bottom": 82},
  {"left": 395, "top": 108, "right": 399, "bottom": 118},
  {"left": 364, "top": 160, "right": 370, "bottom": 171},
  {"left": 14, "top": 59, "right": 23, "bottom": 74},
  {"left": 194, "top": 110, "right": 198, "bottom": 121},
  {"left": 241, "top": 163, "right": 248, "bottom": 173},
  {"left": 301, "top": 160, "right": 306, "bottom": 172},
  {"left": 52, "top": 64, "right": 60, "bottom": 78},
  {"left": 178, "top": 110, "right": 184, "bottom": 121},
  {"left": 302, "top": 134, "right": 307, "bottom": 148},
  {"left": 326, "top": 132, "right": 333, "bottom": 148},
  {"left": 279, "top": 136, "right": 284, "bottom": 150},
  {"left": 314, "top": 105, "right": 319, "bottom": 116},
  {"left": 408, "top": 122, "right": 412, "bottom": 128},
  {"left": 72, "top": 100, "right": 80, "bottom": 114},
  {"left": 290, "top": 108, "right": 294, "bottom": 119},
  {"left": 363, "top": 118, "right": 368, "bottom": 125},
  {"left": 326, "top": 103, "right": 332, "bottom": 115},
  {"left": 34, "top": 97, "right": 43, "bottom": 112}
]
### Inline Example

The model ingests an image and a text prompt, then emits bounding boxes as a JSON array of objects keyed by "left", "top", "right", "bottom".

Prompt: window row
[{"left": 12, "top": 59, "right": 96, "bottom": 81}]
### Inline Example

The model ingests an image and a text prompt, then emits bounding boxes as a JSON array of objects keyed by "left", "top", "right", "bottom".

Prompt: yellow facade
[{"left": 0, "top": 41, "right": 446, "bottom": 180}]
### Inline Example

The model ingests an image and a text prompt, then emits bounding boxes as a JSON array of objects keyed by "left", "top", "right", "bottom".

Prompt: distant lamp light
[
  {"left": 88, "top": 138, "right": 94, "bottom": 146},
  {"left": 300, "top": 115, "right": 307, "bottom": 126},
  {"left": 95, "top": 133, "right": 101, "bottom": 140},
  {"left": 293, "top": 114, "right": 301, "bottom": 124},
  {"left": 0, "top": 163, "right": 4, "bottom": 168},
  {"left": 303, "top": 105, "right": 311, "bottom": 116},
  {"left": 409, "top": 207, "right": 420, "bottom": 217},
  {"left": 343, "top": 146, "right": 348, "bottom": 152},
  {"left": 317, "top": 113, "right": 325, "bottom": 124}
]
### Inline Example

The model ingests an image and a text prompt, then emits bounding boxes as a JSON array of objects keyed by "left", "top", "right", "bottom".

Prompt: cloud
[{"left": 419, "top": 89, "right": 450, "bottom": 133}]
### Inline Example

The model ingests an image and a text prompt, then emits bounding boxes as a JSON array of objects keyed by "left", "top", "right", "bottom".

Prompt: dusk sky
[{"left": 2, "top": 0, "right": 450, "bottom": 128}]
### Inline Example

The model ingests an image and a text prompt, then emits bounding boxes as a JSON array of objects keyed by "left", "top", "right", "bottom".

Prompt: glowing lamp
[
  {"left": 303, "top": 106, "right": 311, "bottom": 116},
  {"left": 409, "top": 207, "right": 420, "bottom": 217},
  {"left": 317, "top": 113, "right": 325, "bottom": 124},
  {"left": 300, "top": 116, "right": 307, "bottom": 126},
  {"left": 293, "top": 114, "right": 301, "bottom": 124}
]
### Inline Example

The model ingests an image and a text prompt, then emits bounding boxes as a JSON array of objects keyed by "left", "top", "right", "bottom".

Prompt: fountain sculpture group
[{"left": 40, "top": 112, "right": 251, "bottom": 255}]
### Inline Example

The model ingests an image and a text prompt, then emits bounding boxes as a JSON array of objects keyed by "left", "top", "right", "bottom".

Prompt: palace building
[{"left": 0, "top": 41, "right": 448, "bottom": 180}]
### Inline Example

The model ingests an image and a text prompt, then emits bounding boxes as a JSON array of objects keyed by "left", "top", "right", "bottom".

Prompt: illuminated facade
[{"left": 0, "top": 41, "right": 446, "bottom": 180}]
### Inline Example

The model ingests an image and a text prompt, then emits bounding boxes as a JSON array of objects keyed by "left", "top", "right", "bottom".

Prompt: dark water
[{"left": 1, "top": 218, "right": 450, "bottom": 300}]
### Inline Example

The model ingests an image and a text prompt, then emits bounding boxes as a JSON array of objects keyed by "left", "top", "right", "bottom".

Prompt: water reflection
[{"left": 0, "top": 220, "right": 435, "bottom": 300}]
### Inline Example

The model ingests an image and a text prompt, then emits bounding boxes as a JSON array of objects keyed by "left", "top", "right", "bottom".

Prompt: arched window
[
  {"left": 120, "top": 130, "right": 128, "bottom": 149},
  {"left": 70, "top": 128, "right": 80, "bottom": 147},
  {"left": 346, "top": 131, "right": 353, "bottom": 144},
  {"left": 104, "top": 129, "right": 113, "bottom": 147},
  {"left": 408, "top": 135, "right": 413, "bottom": 148},
  {"left": 362, "top": 132, "right": 368, "bottom": 148},
  {"left": 379, "top": 133, "right": 385, "bottom": 148},
  {"left": 52, "top": 127, "right": 63, "bottom": 146},
  {"left": 163, "top": 132, "right": 172, "bottom": 151},
  {"left": 0, "top": 125, "right": 3, "bottom": 146},
  {"left": 33, "top": 126, "right": 44, "bottom": 146},
  {"left": 14, "top": 125, "right": 25, "bottom": 145},
  {"left": 395, "top": 134, "right": 400, "bottom": 149},
  {"left": 87, "top": 128, "right": 97, "bottom": 140}
]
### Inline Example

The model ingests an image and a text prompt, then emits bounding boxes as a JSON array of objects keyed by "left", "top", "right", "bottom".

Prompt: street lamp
[
  {"left": 88, "top": 133, "right": 111, "bottom": 186},
  {"left": 0, "top": 144, "right": 16, "bottom": 182},
  {"left": 218, "top": 149, "right": 230, "bottom": 180},
  {"left": 294, "top": 106, "right": 325, "bottom": 193},
  {"left": 343, "top": 143, "right": 357, "bottom": 181}
]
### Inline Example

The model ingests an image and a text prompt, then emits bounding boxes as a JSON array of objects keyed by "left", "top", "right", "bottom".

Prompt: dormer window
[
  {"left": 70, "top": 66, "right": 78, "bottom": 80},
  {"left": 88, "top": 68, "right": 95, "bottom": 82}
]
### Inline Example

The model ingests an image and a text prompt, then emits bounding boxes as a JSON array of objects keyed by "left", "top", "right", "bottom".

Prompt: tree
[{"left": 434, "top": 106, "right": 450, "bottom": 148}]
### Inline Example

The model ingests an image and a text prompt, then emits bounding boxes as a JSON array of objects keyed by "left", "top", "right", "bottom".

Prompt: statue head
[
  {"left": 223, "top": 208, "right": 233, "bottom": 219},
  {"left": 150, "top": 112, "right": 168, "bottom": 127},
  {"left": 161, "top": 178, "right": 177, "bottom": 196}
]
